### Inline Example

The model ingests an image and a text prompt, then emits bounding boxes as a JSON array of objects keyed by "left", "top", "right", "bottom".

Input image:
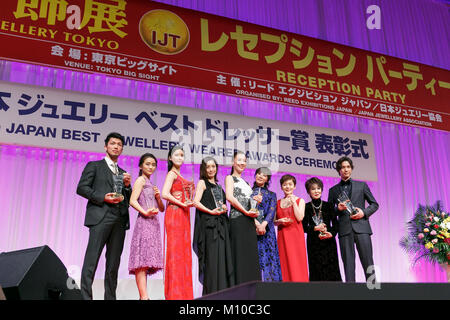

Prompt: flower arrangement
[{"left": 399, "top": 201, "right": 450, "bottom": 266}]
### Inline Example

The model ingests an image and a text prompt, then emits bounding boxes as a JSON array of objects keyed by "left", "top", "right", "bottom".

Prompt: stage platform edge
[{"left": 197, "top": 281, "right": 450, "bottom": 300}]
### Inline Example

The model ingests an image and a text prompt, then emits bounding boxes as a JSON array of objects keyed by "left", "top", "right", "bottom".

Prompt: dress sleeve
[
  {"left": 362, "top": 182, "right": 379, "bottom": 218},
  {"left": 302, "top": 204, "right": 315, "bottom": 234},
  {"left": 263, "top": 191, "right": 277, "bottom": 223},
  {"left": 76, "top": 161, "right": 104, "bottom": 206}
]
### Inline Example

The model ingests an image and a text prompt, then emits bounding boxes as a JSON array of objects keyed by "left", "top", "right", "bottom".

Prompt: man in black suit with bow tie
[
  {"left": 77, "top": 132, "right": 132, "bottom": 300},
  {"left": 328, "top": 156, "right": 379, "bottom": 282}
]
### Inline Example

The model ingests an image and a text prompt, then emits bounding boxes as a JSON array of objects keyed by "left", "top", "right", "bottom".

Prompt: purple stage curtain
[{"left": 1, "top": 0, "right": 449, "bottom": 298}]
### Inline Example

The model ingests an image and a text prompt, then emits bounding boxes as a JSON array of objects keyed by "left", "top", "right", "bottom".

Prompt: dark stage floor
[{"left": 198, "top": 281, "right": 450, "bottom": 300}]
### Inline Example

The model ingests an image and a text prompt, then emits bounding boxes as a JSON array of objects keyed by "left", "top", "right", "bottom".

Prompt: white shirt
[{"left": 104, "top": 156, "right": 119, "bottom": 175}]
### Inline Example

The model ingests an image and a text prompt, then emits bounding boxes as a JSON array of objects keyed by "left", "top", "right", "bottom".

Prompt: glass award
[
  {"left": 183, "top": 180, "right": 195, "bottom": 205},
  {"left": 337, "top": 190, "right": 358, "bottom": 216},
  {"left": 112, "top": 173, "right": 124, "bottom": 200},
  {"left": 312, "top": 214, "right": 325, "bottom": 236},
  {"left": 211, "top": 184, "right": 224, "bottom": 210},
  {"left": 249, "top": 188, "right": 261, "bottom": 219}
]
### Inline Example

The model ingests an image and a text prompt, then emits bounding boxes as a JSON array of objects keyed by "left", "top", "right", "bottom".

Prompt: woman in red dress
[
  {"left": 275, "top": 174, "right": 309, "bottom": 282},
  {"left": 161, "top": 146, "right": 195, "bottom": 300}
]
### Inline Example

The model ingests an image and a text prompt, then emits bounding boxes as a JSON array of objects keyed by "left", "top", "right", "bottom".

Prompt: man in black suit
[
  {"left": 328, "top": 156, "right": 379, "bottom": 282},
  {"left": 77, "top": 132, "right": 132, "bottom": 300}
]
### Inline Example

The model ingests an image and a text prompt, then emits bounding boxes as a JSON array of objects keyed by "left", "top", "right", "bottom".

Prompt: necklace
[
  {"left": 311, "top": 200, "right": 323, "bottom": 217},
  {"left": 312, "top": 199, "right": 322, "bottom": 210}
]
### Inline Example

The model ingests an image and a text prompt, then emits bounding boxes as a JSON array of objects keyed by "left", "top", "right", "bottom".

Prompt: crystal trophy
[
  {"left": 183, "top": 180, "right": 195, "bottom": 205},
  {"left": 312, "top": 214, "right": 325, "bottom": 236},
  {"left": 112, "top": 173, "right": 124, "bottom": 200},
  {"left": 337, "top": 190, "right": 358, "bottom": 216},
  {"left": 248, "top": 188, "right": 260, "bottom": 218},
  {"left": 211, "top": 184, "right": 224, "bottom": 211}
]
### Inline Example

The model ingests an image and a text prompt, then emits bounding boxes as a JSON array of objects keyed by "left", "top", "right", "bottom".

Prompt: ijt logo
[
  {"left": 139, "top": 9, "right": 190, "bottom": 55},
  {"left": 366, "top": 5, "right": 381, "bottom": 30}
]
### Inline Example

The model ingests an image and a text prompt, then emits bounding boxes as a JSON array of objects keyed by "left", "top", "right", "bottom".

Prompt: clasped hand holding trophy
[
  {"left": 312, "top": 213, "right": 332, "bottom": 240},
  {"left": 248, "top": 189, "right": 262, "bottom": 218},
  {"left": 104, "top": 171, "right": 164, "bottom": 217},
  {"left": 104, "top": 172, "right": 132, "bottom": 204},
  {"left": 274, "top": 194, "right": 296, "bottom": 228},
  {"left": 337, "top": 190, "right": 364, "bottom": 220},
  {"left": 209, "top": 185, "right": 228, "bottom": 215}
]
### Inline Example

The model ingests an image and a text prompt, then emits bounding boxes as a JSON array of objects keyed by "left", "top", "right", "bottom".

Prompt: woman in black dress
[
  {"left": 303, "top": 177, "right": 342, "bottom": 281},
  {"left": 193, "top": 157, "right": 234, "bottom": 295},
  {"left": 225, "top": 151, "right": 261, "bottom": 285}
]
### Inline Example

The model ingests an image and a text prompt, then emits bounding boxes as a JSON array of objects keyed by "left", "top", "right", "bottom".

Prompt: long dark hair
[
  {"left": 230, "top": 150, "right": 246, "bottom": 175},
  {"left": 253, "top": 167, "right": 272, "bottom": 188},
  {"left": 167, "top": 145, "right": 183, "bottom": 172},
  {"left": 138, "top": 153, "right": 157, "bottom": 176},
  {"left": 200, "top": 157, "right": 218, "bottom": 182}
]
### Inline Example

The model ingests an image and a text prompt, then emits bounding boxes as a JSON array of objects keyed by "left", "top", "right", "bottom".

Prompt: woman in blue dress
[{"left": 252, "top": 167, "right": 282, "bottom": 282}]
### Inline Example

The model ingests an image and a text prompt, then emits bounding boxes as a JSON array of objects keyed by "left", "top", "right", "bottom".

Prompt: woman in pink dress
[
  {"left": 161, "top": 146, "right": 195, "bottom": 300},
  {"left": 128, "top": 153, "right": 164, "bottom": 300},
  {"left": 275, "top": 174, "right": 309, "bottom": 282}
]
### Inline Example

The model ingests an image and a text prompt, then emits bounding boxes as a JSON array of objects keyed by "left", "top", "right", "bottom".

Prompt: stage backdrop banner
[
  {"left": 0, "top": 81, "right": 377, "bottom": 180},
  {"left": 0, "top": 1, "right": 448, "bottom": 132}
]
